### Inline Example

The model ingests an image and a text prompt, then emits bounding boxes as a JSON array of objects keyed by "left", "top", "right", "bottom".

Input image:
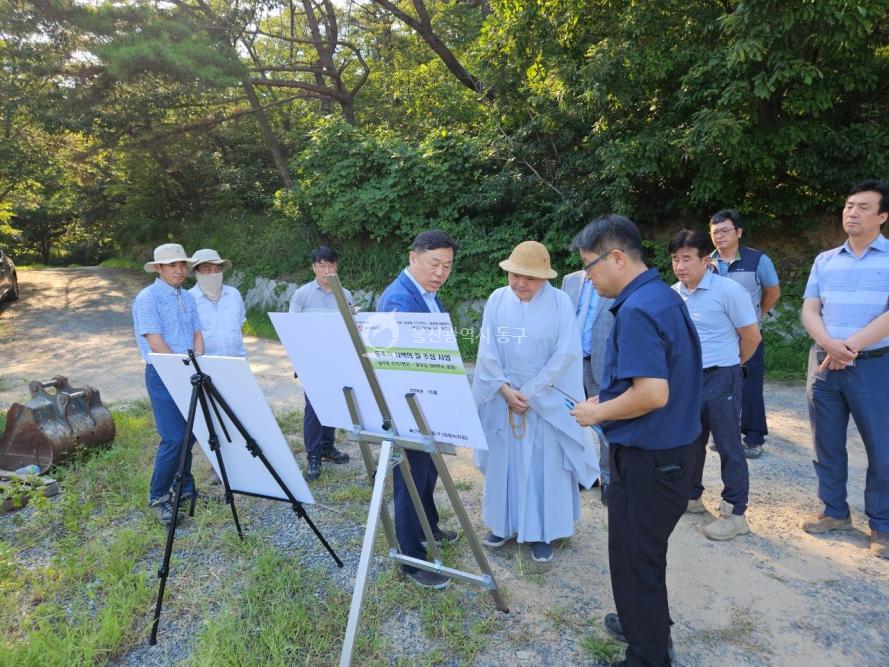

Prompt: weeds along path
[{"left": 1, "top": 267, "right": 887, "bottom": 665}]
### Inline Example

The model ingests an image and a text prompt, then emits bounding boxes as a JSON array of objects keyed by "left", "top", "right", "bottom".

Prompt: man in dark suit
[
  {"left": 377, "top": 229, "right": 459, "bottom": 589},
  {"left": 562, "top": 228, "right": 616, "bottom": 504}
]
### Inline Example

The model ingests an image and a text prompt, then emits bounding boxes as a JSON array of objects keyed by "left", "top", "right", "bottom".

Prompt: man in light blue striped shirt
[
  {"left": 133, "top": 243, "right": 204, "bottom": 525},
  {"left": 801, "top": 179, "right": 889, "bottom": 559}
]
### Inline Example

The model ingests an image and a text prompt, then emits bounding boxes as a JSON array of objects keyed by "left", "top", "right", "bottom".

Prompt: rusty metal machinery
[{"left": 0, "top": 376, "right": 115, "bottom": 472}]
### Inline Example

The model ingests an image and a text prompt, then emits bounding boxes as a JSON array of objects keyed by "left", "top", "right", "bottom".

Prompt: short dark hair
[
  {"left": 411, "top": 230, "right": 458, "bottom": 257},
  {"left": 709, "top": 209, "right": 742, "bottom": 229},
  {"left": 848, "top": 179, "right": 889, "bottom": 214},
  {"left": 668, "top": 229, "right": 711, "bottom": 258},
  {"left": 571, "top": 214, "right": 643, "bottom": 261},
  {"left": 310, "top": 245, "right": 338, "bottom": 263}
]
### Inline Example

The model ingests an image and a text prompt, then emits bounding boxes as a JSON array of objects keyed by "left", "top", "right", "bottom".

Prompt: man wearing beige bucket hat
[
  {"left": 472, "top": 241, "right": 598, "bottom": 564},
  {"left": 133, "top": 243, "right": 204, "bottom": 525},
  {"left": 188, "top": 248, "right": 246, "bottom": 358}
]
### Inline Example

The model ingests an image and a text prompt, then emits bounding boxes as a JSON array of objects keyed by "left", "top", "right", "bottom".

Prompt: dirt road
[
  {"left": 0, "top": 267, "right": 302, "bottom": 412},
  {"left": 2, "top": 268, "right": 887, "bottom": 665}
]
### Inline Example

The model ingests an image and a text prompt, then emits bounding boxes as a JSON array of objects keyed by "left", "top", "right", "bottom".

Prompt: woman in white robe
[{"left": 473, "top": 241, "right": 599, "bottom": 563}]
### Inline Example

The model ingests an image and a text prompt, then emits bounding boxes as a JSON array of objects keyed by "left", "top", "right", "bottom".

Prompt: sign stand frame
[{"left": 324, "top": 276, "right": 508, "bottom": 667}]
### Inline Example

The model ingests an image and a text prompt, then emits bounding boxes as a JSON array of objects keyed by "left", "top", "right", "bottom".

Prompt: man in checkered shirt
[{"left": 133, "top": 243, "right": 204, "bottom": 525}]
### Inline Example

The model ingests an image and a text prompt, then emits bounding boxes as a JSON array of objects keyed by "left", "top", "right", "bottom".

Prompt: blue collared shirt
[
  {"left": 188, "top": 284, "right": 246, "bottom": 357},
  {"left": 672, "top": 271, "right": 758, "bottom": 368},
  {"left": 600, "top": 269, "right": 703, "bottom": 449},
  {"left": 133, "top": 278, "right": 202, "bottom": 363},
  {"left": 576, "top": 279, "right": 600, "bottom": 357},
  {"left": 403, "top": 268, "right": 440, "bottom": 313},
  {"left": 803, "top": 234, "right": 889, "bottom": 350}
]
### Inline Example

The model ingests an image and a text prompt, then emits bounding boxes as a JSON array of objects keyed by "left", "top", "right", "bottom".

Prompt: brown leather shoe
[
  {"left": 871, "top": 530, "right": 889, "bottom": 559},
  {"left": 799, "top": 513, "right": 852, "bottom": 534}
]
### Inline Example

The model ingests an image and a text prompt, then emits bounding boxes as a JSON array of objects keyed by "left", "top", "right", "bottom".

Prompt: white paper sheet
[
  {"left": 270, "top": 311, "right": 488, "bottom": 450},
  {"left": 149, "top": 353, "right": 313, "bottom": 503}
]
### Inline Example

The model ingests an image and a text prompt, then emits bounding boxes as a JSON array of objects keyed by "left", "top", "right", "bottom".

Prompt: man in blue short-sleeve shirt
[
  {"left": 133, "top": 243, "right": 204, "bottom": 525},
  {"left": 571, "top": 215, "right": 702, "bottom": 667},
  {"left": 671, "top": 229, "right": 761, "bottom": 543},
  {"left": 800, "top": 179, "right": 889, "bottom": 560}
]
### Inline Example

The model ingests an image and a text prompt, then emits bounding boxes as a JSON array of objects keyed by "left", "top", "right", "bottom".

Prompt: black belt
[
  {"left": 858, "top": 345, "right": 889, "bottom": 360},
  {"left": 703, "top": 364, "right": 739, "bottom": 373}
]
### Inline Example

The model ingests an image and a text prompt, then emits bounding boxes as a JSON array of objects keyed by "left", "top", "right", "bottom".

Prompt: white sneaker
[
  {"left": 703, "top": 501, "right": 750, "bottom": 540},
  {"left": 686, "top": 498, "right": 706, "bottom": 514}
]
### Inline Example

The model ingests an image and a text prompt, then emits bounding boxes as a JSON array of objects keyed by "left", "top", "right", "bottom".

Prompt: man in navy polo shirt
[
  {"left": 708, "top": 210, "right": 781, "bottom": 459},
  {"left": 571, "top": 215, "right": 701, "bottom": 667},
  {"left": 800, "top": 179, "right": 889, "bottom": 560}
]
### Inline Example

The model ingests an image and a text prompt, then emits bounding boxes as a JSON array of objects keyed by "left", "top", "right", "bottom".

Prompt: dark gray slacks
[{"left": 690, "top": 365, "right": 749, "bottom": 514}]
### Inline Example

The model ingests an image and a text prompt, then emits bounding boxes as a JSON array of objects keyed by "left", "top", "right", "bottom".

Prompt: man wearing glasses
[
  {"left": 709, "top": 210, "right": 781, "bottom": 459},
  {"left": 376, "top": 230, "right": 459, "bottom": 590},
  {"left": 289, "top": 246, "right": 353, "bottom": 480},
  {"left": 570, "top": 215, "right": 701, "bottom": 667}
]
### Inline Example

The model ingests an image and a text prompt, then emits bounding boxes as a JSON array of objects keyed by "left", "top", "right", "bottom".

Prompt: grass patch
[
  {"left": 275, "top": 409, "right": 303, "bottom": 435},
  {"left": 190, "top": 547, "right": 360, "bottom": 666},
  {"left": 12, "top": 263, "right": 50, "bottom": 271},
  {"left": 698, "top": 606, "right": 767, "bottom": 655},
  {"left": 99, "top": 257, "right": 142, "bottom": 270},
  {"left": 243, "top": 307, "right": 278, "bottom": 340},
  {"left": 579, "top": 629, "right": 624, "bottom": 662},
  {"left": 0, "top": 407, "right": 160, "bottom": 664},
  {"left": 763, "top": 330, "right": 808, "bottom": 382}
]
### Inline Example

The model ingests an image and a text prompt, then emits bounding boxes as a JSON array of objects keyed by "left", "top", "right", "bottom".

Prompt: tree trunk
[{"left": 241, "top": 81, "right": 294, "bottom": 189}]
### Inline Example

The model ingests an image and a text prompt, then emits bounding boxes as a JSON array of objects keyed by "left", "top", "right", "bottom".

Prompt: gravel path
[{"left": 2, "top": 268, "right": 887, "bottom": 666}]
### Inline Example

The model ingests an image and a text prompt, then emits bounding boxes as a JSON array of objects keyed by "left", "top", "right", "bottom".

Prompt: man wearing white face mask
[{"left": 188, "top": 249, "right": 247, "bottom": 358}]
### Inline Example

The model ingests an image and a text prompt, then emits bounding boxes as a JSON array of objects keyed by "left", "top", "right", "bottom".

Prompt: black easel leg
[
  {"left": 149, "top": 381, "right": 200, "bottom": 645},
  {"left": 291, "top": 502, "right": 343, "bottom": 567},
  {"left": 195, "top": 386, "right": 244, "bottom": 539},
  {"left": 204, "top": 382, "right": 343, "bottom": 568}
]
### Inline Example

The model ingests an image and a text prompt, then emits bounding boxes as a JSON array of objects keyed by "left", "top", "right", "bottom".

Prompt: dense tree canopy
[{"left": 1, "top": 0, "right": 887, "bottom": 290}]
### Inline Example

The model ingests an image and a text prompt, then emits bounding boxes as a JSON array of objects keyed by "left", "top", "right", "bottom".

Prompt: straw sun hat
[
  {"left": 143, "top": 243, "right": 193, "bottom": 272},
  {"left": 498, "top": 241, "right": 558, "bottom": 280},
  {"left": 189, "top": 248, "right": 233, "bottom": 273}
]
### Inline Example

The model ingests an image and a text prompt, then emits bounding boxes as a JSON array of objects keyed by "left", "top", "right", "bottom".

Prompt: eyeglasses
[
  {"left": 710, "top": 225, "right": 738, "bottom": 237},
  {"left": 583, "top": 249, "right": 614, "bottom": 272},
  {"left": 314, "top": 261, "right": 336, "bottom": 268}
]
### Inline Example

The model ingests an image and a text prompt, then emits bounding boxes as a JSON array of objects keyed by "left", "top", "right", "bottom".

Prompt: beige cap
[
  {"left": 189, "top": 248, "right": 232, "bottom": 273},
  {"left": 498, "top": 241, "right": 557, "bottom": 280},
  {"left": 144, "top": 243, "right": 192, "bottom": 273}
]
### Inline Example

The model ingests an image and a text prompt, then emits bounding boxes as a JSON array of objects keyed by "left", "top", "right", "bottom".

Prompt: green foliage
[{"left": 4, "top": 0, "right": 887, "bottom": 311}]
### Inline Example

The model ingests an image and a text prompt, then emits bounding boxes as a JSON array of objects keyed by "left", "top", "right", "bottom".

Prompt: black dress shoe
[
  {"left": 603, "top": 612, "right": 675, "bottom": 660},
  {"left": 421, "top": 528, "right": 458, "bottom": 547},
  {"left": 320, "top": 446, "right": 350, "bottom": 464},
  {"left": 404, "top": 568, "right": 449, "bottom": 590},
  {"left": 305, "top": 457, "right": 321, "bottom": 481}
]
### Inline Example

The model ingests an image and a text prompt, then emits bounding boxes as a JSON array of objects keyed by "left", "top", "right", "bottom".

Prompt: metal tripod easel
[
  {"left": 324, "top": 276, "right": 508, "bottom": 667},
  {"left": 148, "top": 351, "right": 343, "bottom": 645}
]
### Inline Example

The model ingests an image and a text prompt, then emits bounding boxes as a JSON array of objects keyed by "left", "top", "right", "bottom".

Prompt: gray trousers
[{"left": 583, "top": 357, "right": 609, "bottom": 484}]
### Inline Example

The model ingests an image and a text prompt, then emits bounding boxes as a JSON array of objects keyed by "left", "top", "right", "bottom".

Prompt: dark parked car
[{"left": 0, "top": 247, "right": 18, "bottom": 302}]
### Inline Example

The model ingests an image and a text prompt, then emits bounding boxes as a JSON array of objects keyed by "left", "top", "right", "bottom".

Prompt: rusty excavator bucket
[{"left": 0, "top": 376, "right": 116, "bottom": 473}]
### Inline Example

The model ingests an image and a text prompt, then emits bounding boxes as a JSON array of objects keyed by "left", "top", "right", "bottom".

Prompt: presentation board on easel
[
  {"left": 150, "top": 353, "right": 314, "bottom": 504},
  {"left": 270, "top": 311, "right": 487, "bottom": 451}
]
